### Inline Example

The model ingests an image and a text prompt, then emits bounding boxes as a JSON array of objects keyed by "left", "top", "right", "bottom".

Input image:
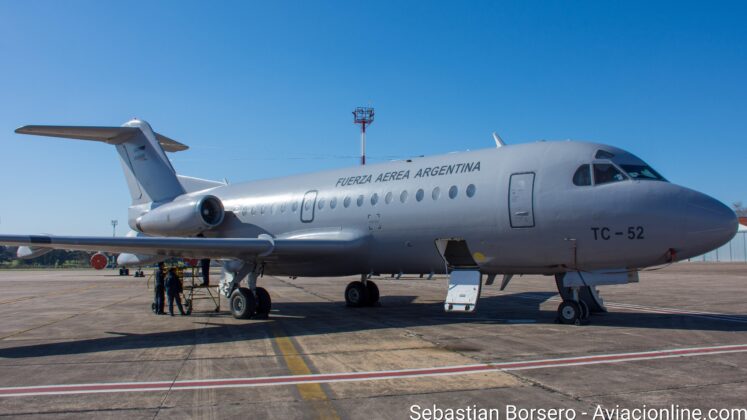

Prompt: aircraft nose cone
[{"left": 682, "top": 190, "right": 738, "bottom": 257}]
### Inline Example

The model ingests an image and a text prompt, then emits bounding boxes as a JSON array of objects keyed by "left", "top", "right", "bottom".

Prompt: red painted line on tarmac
[{"left": 1, "top": 344, "right": 746, "bottom": 397}]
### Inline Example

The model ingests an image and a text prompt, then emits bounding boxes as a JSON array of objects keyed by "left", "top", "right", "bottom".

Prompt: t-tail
[{"left": 15, "top": 119, "right": 226, "bottom": 236}]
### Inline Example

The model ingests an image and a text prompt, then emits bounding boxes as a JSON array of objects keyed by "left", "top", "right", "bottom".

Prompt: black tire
[
  {"left": 578, "top": 299, "right": 590, "bottom": 321},
  {"left": 365, "top": 281, "right": 380, "bottom": 306},
  {"left": 345, "top": 281, "right": 369, "bottom": 307},
  {"left": 557, "top": 300, "right": 581, "bottom": 325},
  {"left": 255, "top": 287, "right": 272, "bottom": 317},
  {"left": 230, "top": 287, "right": 256, "bottom": 319}
]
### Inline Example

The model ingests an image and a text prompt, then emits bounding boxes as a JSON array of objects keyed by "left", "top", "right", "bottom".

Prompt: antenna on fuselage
[
  {"left": 492, "top": 132, "right": 506, "bottom": 148},
  {"left": 353, "top": 106, "right": 375, "bottom": 165}
]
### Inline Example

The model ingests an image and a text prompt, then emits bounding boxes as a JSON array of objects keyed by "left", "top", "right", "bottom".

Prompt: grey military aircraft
[{"left": 0, "top": 119, "right": 738, "bottom": 324}]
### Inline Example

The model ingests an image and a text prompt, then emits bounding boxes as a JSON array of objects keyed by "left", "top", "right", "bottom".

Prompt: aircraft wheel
[
  {"left": 230, "top": 287, "right": 256, "bottom": 319},
  {"left": 557, "top": 300, "right": 581, "bottom": 325},
  {"left": 345, "top": 281, "right": 369, "bottom": 307},
  {"left": 255, "top": 287, "right": 272, "bottom": 318},
  {"left": 365, "top": 281, "right": 380, "bottom": 306}
]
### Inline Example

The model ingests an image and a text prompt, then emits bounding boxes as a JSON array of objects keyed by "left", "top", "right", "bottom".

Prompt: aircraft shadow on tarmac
[{"left": 1, "top": 292, "right": 745, "bottom": 358}]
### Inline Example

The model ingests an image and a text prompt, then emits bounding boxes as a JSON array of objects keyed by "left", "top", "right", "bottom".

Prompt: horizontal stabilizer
[{"left": 15, "top": 125, "right": 188, "bottom": 152}]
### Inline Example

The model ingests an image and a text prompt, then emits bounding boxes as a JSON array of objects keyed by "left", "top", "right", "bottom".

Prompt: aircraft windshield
[{"left": 620, "top": 164, "right": 665, "bottom": 181}]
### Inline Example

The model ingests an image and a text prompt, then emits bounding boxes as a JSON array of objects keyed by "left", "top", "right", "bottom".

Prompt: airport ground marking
[
  {"left": 1, "top": 343, "right": 746, "bottom": 398},
  {"left": 272, "top": 324, "right": 341, "bottom": 420}
]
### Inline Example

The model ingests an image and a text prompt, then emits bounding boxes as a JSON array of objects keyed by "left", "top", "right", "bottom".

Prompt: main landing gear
[
  {"left": 229, "top": 286, "right": 272, "bottom": 319},
  {"left": 345, "top": 275, "right": 380, "bottom": 307},
  {"left": 220, "top": 261, "right": 272, "bottom": 320}
]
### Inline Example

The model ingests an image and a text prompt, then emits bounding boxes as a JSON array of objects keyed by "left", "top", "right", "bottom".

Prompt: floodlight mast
[{"left": 353, "top": 107, "right": 374, "bottom": 165}]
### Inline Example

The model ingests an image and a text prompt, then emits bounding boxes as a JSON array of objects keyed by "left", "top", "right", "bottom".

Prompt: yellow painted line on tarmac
[{"left": 272, "top": 325, "right": 341, "bottom": 420}]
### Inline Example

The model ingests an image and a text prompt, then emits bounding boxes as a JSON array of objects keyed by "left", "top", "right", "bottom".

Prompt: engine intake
[{"left": 135, "top": 195, "right": 225, "bottom": 236}]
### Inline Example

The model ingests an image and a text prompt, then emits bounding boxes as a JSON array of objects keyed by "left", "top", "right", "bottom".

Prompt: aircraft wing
[{"left": 0, "top": 234, "right": 363, "bottom": 260}]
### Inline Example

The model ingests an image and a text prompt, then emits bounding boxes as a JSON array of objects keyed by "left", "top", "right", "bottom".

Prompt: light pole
[
  {"left": 111, "top": 220, "right": 118, "bottom": 237},
  {"left": 353, "top": 107, "right": 374, "bottom": 166}
]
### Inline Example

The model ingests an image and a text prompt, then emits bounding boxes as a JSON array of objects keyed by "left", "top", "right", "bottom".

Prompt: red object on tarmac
[
  {"left": 90, "top": 253, "right": 108, "bottom": 270},
  {"left": 185, "top": 258, "right": 199, "bottom": 267}
]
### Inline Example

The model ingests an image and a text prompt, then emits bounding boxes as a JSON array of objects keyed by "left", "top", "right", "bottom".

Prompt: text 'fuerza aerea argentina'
[{"left": 335, "top": 161, "right": 481, "bottom": 187}]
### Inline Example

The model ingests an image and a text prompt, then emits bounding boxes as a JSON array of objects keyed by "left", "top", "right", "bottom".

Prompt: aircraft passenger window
[
  {"left": 371, "top": 193, "right": 379, "bottom": 206},
  {"left": 593, "top": 164, "right": 626, "bottom": 185},
  {"left": 449, "top": 185, "right": 458, "bottom": 199},
  {"left": 280, "top": 203, "right": 286, "bottom": 213},
  {"left": 318, "top": 199, "right": 325, "bottom": 210},
  {"left": 416, "top": 189, "right": 424, "bottom": 202},
  {"left": 292, "top": 201, "right": 298, "bottom": 212},
  {"left": 261, "top": 205, "right": 266, "bottom": 215},
  {"left": 385, "top": 191, "right": 393, "bottom": 204},
  {"left": 466, "top": 184, "right": 476, "bottom": 197},
  {"left": 251, "top": 206, "right": 257, "bottom": 215},
  {"left": 357, "top": 195, "right": 364, "bottom": 207},
  {"left": 432, "top": 187, "right": 441, "bottom": 200},
  {"left": 330, "top": 197, "right": 337, "bottom": 209},
  {"left": 573, "top": 165, "right": 592, "bottom": 186},
  {"left": 595, "top": 150, "right": 615, "bottom": 159},
  {"left": 400, "top": 190, "right": 408, "bottom": 203},
  {"left": 344, "top": 196, "right": 351, "bottom": 208},
  {"left": 620, "top": 164, "right": 665, "bottom": 181},
  {"left": 304, "top": 201, "right": 311, "bottom": 211}
]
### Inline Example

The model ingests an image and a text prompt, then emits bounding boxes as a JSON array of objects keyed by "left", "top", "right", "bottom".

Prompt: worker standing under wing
[
  {"left": 165, "top": 267, "right": 186, "bottom": 316},
  {"left": 154, "top": 262, "right": 166, "bottom": 315},
  {"left": 200, "top": 258, "right": 210, "bottom": 286}
]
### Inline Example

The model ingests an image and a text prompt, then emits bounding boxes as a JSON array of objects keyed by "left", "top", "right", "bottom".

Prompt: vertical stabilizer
[{"left": 115, "top": 119, "right": 185, "bottom": 204}]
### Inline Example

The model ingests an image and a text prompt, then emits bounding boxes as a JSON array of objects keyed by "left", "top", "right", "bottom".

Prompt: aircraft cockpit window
[
  {"left": 593, "top": 164, "right": 626, "bottom": 185},
  {"left": 620, "top": 164, "right": 665, "bottom": 181},
  {"left": 595, "top": 150, "right": 615, "bottom": 159},
  {"left": 573, "top": 165, "right": 592, "bottom": 186}
]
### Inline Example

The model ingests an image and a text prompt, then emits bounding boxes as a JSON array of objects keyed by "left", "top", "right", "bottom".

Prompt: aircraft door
[
  {"left": 509, "top": 172, "right": 535, "bottom": 228},
  {"left": 300, "top": 190, "right": 318, "bottom": 223}
]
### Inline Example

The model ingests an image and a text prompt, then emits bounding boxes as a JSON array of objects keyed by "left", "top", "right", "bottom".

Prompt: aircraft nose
[{"left": 681, "top": 190, "right": 738, "bottom": 257}]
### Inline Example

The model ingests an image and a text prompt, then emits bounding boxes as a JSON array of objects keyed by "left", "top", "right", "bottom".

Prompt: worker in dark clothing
[
  {"left": 200, "top": 258, "right": 210, "bottom": 286},
  {"left": 154, "top": 262, "right": 166, "bottom": 315},
  {"left": 165, "top": 267, "right": 186, "bottom": 316}
]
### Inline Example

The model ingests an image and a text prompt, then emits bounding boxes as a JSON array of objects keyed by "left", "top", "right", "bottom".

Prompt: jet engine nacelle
[
  {"left": 135, "top": 195, "right": 224, "bottom": 236},
  {"left": 16, "top": 246, "right": 53, "bottom": 260},
  {"left": 90, "top": 252, "right": 108, "bottom": 270},
  {"left": 117, "top": 252, "right": 163, "bottom": 267}
]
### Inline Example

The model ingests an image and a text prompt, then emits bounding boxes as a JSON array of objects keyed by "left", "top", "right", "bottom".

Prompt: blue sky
[{"left": 0, "top": 1, "right": 745, "bottom": 236}]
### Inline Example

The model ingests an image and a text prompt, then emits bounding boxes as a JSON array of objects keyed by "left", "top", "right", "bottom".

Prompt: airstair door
[
  {"left": 300, "top": 190, "right": 318, "bottom": 223},
  {"left": 509, "top": 172, "right": 535, "bottom": 228}
]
